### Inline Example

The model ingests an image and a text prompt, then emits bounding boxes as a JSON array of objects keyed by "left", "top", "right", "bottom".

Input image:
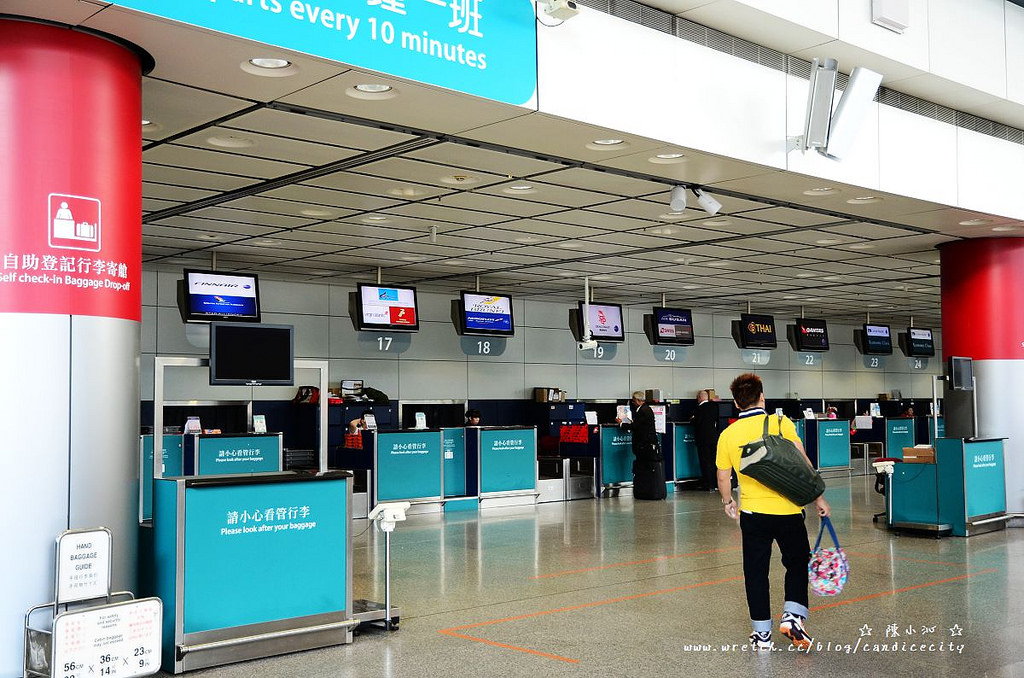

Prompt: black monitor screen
[
  {"left": 948, "top": 356, "right": 974, "bottom": 390},
  {"left": 459, "top": 292, "right": 514, "bottom": 337},
  {"left": 736, "top": 313, "right": 777, "bottom": 349},
  {"left": 793, "top": 318, "right": 829, "bottom": 351},
  {"left": 652, "top": 307, "right": 694, "bottom": 346},
  {"left": 209, "top": 323, "right": 294, "bottom": 386},
  {"left": 863, "top": 324, "right": 893, "bottom": 354},
  {"left": 906, "top": 327, "right": 935, "bottom": 357}
]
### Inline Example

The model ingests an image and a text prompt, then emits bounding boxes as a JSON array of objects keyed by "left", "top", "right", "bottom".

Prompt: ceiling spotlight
[
  {"left": 669, "top": 185, "right": 687, "bottom": 212},
  {"left": 693, "top": 188, "right": 722, "bottom": 216},
  {"left": 355, "top": 83, "right": 393, "bottom": 93},
  {"left": 249, "top": 58, "right": 291, "bottom": 69}
]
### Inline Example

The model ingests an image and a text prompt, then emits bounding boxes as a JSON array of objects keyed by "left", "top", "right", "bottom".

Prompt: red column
[{"left": 0, "top": 19, "right": 142, "bottom": 319}]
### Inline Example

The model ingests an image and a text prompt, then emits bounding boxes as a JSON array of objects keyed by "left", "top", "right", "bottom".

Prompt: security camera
[
  {"left": 540, "top": 0, "right": 579, "bottom": 21},
  {"left": 578, "top": 339, "right": 598, "bottom": 351}
]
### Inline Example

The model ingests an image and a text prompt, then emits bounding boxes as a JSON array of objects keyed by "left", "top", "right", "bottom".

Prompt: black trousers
[
  {"left": 696, "top": 441, "right": 717, "bottom": 489},
  {"left": 739, "top": 511, "right": 810, "bottom": 621}
]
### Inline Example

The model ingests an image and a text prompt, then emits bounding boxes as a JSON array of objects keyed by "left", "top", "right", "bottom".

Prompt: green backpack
[{"left": 738, "top": 415, "right": 825, "bottom": 506}]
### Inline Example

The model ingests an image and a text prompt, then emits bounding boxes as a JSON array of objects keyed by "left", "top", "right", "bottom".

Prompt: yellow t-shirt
[{"left": 716, "top": 411, "right": 803, "bottom": 515}]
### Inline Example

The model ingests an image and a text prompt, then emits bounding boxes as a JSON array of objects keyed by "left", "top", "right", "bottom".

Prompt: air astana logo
[{"left": 49, "top": 193, "right": 101, "bottom": 252}]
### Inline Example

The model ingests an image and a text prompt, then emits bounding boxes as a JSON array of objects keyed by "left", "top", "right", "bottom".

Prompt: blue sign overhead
[{"left": 110, "top": 0, "right": 538, "bottom": 106}]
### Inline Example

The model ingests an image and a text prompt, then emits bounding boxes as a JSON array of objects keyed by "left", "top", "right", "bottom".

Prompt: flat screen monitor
[
  {"left": 734, "top": 313, "right": 777, "bottom": 349},
  {"left": 862, "top": 324, "right": 893, "bottom": 355},
  {"left": 209, "top": 323, "right": 294, "bottom": 386},
  {"left": 904, "top": 327, "right": 935, "bottom": 357},
  {"left": 578, "top": 302, "right": 625, "bottom": 342},
  {"left": 355, "top": 283, "right": 419, "bottom": 332},
  {"left": 790, "top": 318, "right": 829, "bottom": 352},
  {"left": 650, "top": 307, "right": 694, "bottom": 346},
  {"left": 458, "top": 292, "right": 514, "bottom": 337},
  {"left": 179, "top": 269, "right": 260, "bottom": 323},
  {"left": 947, "top": 356, "right": 974, "bottom": 390}
]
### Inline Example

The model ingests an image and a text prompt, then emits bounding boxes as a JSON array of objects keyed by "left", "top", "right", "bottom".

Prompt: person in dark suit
[
  {"left": 616, "top": 391, "right": 659, "bottom": 461},
  {"left": 692, "top": 389, "right": 720, "bottom": 491}
]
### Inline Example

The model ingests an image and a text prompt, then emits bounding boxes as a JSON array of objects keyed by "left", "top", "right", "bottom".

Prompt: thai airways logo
[
  {"left": 748, "top": 321, "right": 773, "bottom": 334},
  {"left": 49, "top": 193, "right": 101, "bottom": 252}
]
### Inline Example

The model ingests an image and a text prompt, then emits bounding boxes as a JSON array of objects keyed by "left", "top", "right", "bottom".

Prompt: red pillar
[
  {"left": 0, "top": 19, "right": 145, "bottom": 675},
  {"left": 939, "top": 238, "right": 1024, "bottom": 513}
]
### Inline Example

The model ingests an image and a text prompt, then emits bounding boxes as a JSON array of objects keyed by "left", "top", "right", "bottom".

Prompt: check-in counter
[
  {"left": 668, "top": 422, "right": 699, "bottom": 482},
  {"left": 936, "top": 437, "right": 1006, "bottom": 536},
  {"left": 595, "top": 425, "right": 633, "bottom": 497},
  {"left": 803, "top": 419, "right": 851, "bottom": 475},
  {"left": 152, "top": 471, "right": 356, "bottom": 674},
  {"left": 467, "top": 426, "right": 538, "bottom": 509},
  {"left": 887, "top": 437, "right": 1006, "bottom": 537},
  {"left": 373, "top": 429, "right": 444, "bottom": 512},
  {"left": 442, "top": 427, "right": 468, "bottom": 498},
  {"left": 183, "top": 432, "right": 283, "bottom": 476},
  {"left": 140, "top": 433, "right": 184, "bottom": 521}
]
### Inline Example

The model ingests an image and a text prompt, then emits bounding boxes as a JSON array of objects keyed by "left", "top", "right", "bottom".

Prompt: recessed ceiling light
[
  {"left": 355, "top": 83, "right": 392, "bottom": 93},
  {"left": 241, "top": 58, "right": 299, "bottom": 77},
  {"left": 846, "top": 196, "right": 882, "bottom": 205},
  {"left": 674, "top": 256, "right": 693, "bottom": 264},
  {"left": 784, "top": 295, "right": 799, "bottom": 300},
  {"left": 557, "top": 241, "right": 582, "bottom": 249},
  {"left": 556, "top": 271, "right": 577, "bottom": 276},
  {"left": 803, "top": 187, "right": 839, "bottom": 196},
  {"left": 400, "top": 255, "right": 425, "bottom": 262},
  {"left": 207, "top": 135, "right": 256, "bottom": 148},
  {"left": 514, "top": 236, "right": 541, "bottom": 243},
  {"left": 363, "top": 215, "right": 390, "bottom": 223},
  {"left": 916, "top": 287, "right": 930, "bottom": 292},
  {"left": 795, "top": 272, "right": 814, "bottom": 278},
  {"left": 680, "top": 284, "right": 702, "bottom": 290},
  {"left": 445, "top": 260, "right": 466, "bottom": 266},
  {"left": 659, "top": 212, "right": 686, "bottom": 220},
  {"left": 141, "top": 120, "right": 163, "bottom": 132},
  {"left": 992, "top": 225, "right": 1021, "bottom": 232},
  {"left": 815, "top": 238, "right": 842, "bottom": 245},
  {"left": 441, "top": 174, "right": 480, "bottom": 186},
  {"left": 198, "top": 234, "right": 221, "bottom": 240},
  {"left": 646, "top": 226, "right": 676, "bottom": 235},
  {"left": 649, "top": 152, "right": 687, "bottom": 164},
  {"left": 300, "top": 208, "right": 333, "bottom": 217},
  {"left": 141, "top": 119, "right": 151, "bottom": 126},
  {"left": 805, "top": 297, "right": 820, "bottom": 302},
  {"left": 586, "top": 139, "right": 630, "bottom": 151},
  {"left": 703, "top": 218, "right": 731, "bottom": 227},
  {"left": 822, "top": 275, "right": 839, "bottom": 281},
  {"left": 346, "top": 83, "right": 399, "bottom": 100},
  {"left": 705, "top": 261, "right": 730, "bottom": 267},
  {"left": 848, "top": 242, "right": 875, "bottom": 250},
  {"left": 253, "top": 239, "right": 278, "bottom": 246},
  {"left": 933, "top": 258, "right": 941, "bottom": 264},
  {"left": 503, "top": 184, "right": 537, "bottom": 195},
  {"left": 593, "top": 275, "right": 612, "bottom": 281},
  {"left": 387, "top": 187, "right": 427, "bottom": 198},
  {"left": 958, "top": 218, "right": 992, "bottom": 226}
]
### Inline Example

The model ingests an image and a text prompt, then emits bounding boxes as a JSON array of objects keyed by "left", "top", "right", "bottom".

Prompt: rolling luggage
[{"left": 632, "top": 458, "right": 667, "bottom": 500}]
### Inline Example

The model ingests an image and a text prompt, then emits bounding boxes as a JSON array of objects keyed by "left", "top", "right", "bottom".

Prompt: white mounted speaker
[
  {"left": 669, "top": 185, "right": 687, "bottom": 211},
  {"left": 823, "top": 66, "right": 883, "bottom": 160},
  {"left": 802, "top": 57, "right": 838, "bottom": 150}
]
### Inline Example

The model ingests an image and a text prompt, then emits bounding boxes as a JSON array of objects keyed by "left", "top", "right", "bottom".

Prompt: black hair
[{"left": 465, "top": 409, "right": 482, "bottom": 420}]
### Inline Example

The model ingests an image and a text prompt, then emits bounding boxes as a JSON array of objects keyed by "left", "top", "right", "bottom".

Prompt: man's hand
[{"left": 814, "top": 495, "right": 831, "bottom": 517}]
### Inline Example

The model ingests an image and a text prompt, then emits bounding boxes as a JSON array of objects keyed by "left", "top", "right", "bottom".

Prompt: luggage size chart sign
[{"left": 52, "top": 598, "right": 162, "bottom": 678}]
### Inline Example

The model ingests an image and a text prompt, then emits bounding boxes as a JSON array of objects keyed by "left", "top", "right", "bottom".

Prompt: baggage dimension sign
[{"left": 109, "top": 0, "right": 538, "bottom": 107}]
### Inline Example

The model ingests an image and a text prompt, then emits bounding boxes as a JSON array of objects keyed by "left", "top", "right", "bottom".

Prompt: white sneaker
[{"left": 748, "top": 630, "right": 773, "bottom": 650}]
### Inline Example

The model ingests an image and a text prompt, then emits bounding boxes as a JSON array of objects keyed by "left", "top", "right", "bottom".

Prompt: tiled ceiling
[{"left": 19, "top": 0, "right": 1024, "bottom": 328}]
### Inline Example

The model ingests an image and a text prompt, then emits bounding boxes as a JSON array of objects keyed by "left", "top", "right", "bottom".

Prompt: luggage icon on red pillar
[{"left": 48, "top": 193, "right": 101, "bottom": 252}]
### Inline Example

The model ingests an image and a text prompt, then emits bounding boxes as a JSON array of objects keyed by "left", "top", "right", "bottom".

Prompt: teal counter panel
[
  {"left": 964, "top": 440, "right": 1006, "bottom": 517},
  {"left": 479, "top": 428, "right": 536, "bottom": 494},
  {"left": 182, "top": 479, "right": 348, "bottom": 633},
  {"left": 601, "top": 427, "right": 633, "bottom": 485},
  {"left": 817, "top": 421, "right": 850, "bottom": 468},
  {"left": 891, "top": 463, "right": 939, "bottom": 525},
  {"left": 885, "top": 419, "right": 915, "bottom": 460},
  {"left": 376, "top": 431, "right": 443, "bottom": 501},
  {"left": 673, "top": 423, "right": 699, "bottom": 480},
  {"left": 196, "top": 434, "right": 281, "bottom": 475},
  {"left": 141, "top": 435, "right": 184, "bottom": 521},
  {"left": 442, "top": 427, "right": 467, "bottom": 497}
]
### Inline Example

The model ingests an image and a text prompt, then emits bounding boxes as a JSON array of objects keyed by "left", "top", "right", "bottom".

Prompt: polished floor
[{"left": 175, "top": 476, "right": 1024, "bottom": 677}]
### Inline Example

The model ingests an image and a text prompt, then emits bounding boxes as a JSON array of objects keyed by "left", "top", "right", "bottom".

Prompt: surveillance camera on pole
[{"left": 539, "top": 0, "right": 579, "bottom": 21}]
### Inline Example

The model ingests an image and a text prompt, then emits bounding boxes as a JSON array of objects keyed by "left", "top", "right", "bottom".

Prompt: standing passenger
[
  {"left": 616, "top": 391, "right": 658, "bottom": 461},
  {"left": 692, "top": 389, "right": 720, "bottom": 491},
  {"left": 716, "top": 373, "right": 830, "bottom": 651}
]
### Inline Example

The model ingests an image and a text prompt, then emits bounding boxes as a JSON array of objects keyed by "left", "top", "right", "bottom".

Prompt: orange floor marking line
[
  {"left": 809, "top": 568, "right": 998, "bottom": 613},
  {"left": 530, "top": 547, "right": 742, "bottom": 579},
  {"left": 438, "top": 575, "right": 744, "bottom": 663},
  {"left": 843, "top": 550, "right": 966, "bottom": 567}
]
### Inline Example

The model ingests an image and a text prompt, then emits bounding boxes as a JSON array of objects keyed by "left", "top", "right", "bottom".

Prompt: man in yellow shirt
[{"left": 716, "top": 373, "right": 830, "bottom": 651}]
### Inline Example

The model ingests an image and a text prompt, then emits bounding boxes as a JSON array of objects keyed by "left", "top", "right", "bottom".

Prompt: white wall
[{"left": 142, "top": 271, "right": 943, "bottom": 403}]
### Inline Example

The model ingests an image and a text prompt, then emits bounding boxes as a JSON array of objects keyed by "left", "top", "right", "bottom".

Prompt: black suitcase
[{"left": 632, "top": 458, "right": 667, "bottom": 500}]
